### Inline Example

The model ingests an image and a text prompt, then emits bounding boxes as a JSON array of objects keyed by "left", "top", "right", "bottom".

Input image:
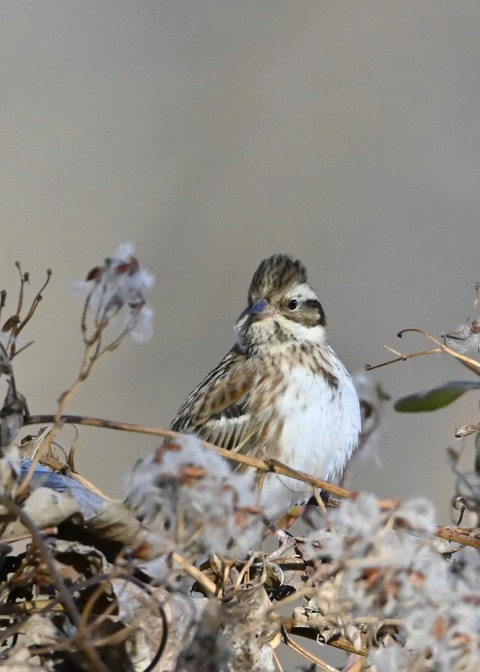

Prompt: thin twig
[
  {"left": 435, "top": 525, "right": 480, "bottom": 549},
  {"left": 282, "top": 617, "right": 368, "bottom": 656},
  {"left": 24, "top": 414, "right": 480, "bottom": 550},
  {"left": 171, "top": 551, "right": 218, "bottom": 595},
  {"left": 15, "top": 425, "right": 55, "bottom": 499},
  {"left": 25, "top": 414, "right": 355, "bottom": 501},
  {"left": 15, "top": 269, "right": 52, "bottom": 338},
  {"left": 366, "top": 327, "right": 480, "bottom": 375},
  {"left": 282, "top": 626, "right": 342, "bottom": 671}
]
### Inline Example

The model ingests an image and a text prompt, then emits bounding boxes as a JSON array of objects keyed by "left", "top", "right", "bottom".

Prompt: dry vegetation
[{"left": 0, "top": 247, "right": 479, "bottom": 671}]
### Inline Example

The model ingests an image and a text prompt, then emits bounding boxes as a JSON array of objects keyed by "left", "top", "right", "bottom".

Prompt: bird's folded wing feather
[{"left": 169, "top": 346, "right": 258, "bottom": 452}]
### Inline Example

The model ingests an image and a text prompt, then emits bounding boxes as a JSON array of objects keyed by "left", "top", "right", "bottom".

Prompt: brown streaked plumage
[{"left": 170, "top": 254, "right": 361, "bottom": 521}]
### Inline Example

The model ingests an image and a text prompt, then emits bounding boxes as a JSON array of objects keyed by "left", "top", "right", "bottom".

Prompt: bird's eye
[{"left": 288, "top": 299, "right": 299, "bottom": 311}]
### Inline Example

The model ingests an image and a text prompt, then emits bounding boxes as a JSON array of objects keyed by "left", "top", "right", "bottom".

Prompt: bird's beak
[{"left": 248, "top": 297, "right": 275, "bottom": 319}]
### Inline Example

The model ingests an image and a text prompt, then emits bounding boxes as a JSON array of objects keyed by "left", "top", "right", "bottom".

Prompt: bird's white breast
[{"left": 257, "top": 346, "right": 361, "bottom": 520}]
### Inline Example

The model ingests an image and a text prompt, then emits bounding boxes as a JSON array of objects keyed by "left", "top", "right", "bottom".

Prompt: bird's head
[{"left": 235, "top": 254, "right": 327, "bottom": 353}]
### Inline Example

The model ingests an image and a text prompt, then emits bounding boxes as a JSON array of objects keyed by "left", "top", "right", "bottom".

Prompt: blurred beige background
[{"left": 2, "top": 1, "right": 480, "bottom": 524}]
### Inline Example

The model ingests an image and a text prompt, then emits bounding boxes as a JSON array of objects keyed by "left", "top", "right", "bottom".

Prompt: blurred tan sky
[{"left": 2, "top": 1, "right": 480, "bottom": 520}]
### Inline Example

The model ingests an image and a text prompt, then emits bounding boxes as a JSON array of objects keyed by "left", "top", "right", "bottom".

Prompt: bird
[{"left": 170, "top": 254, "right": 361, "bottom": 522}]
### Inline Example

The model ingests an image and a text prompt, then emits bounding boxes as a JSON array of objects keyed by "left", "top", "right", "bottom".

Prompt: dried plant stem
[
  {"left": 15, "top": 425, "right": 56, "bottom": 499},
  {"left": 7, "top": 264, "right": 52, "bottom": 358},
  {"left": 271, "top": 647, "right": 284, "bottom": 672},
  {"left": 366, "top": 327, "right": 480, "bottom": 375},
  {"left": 20, "top": 378, "right": 479, "bottom": 666},
  {"left": 25, "top": 414, "right": 480, "bottom": 550},
  {"left": 282, "top": 626, "right": 342, "bottom": 671},
  {"left": 171, "top": 551, "right": 218, "bottom": 594},
  {"left": 55, "top": 307, "right": 130, "bottom": 427},
  {"left": 26, "top": 414, "right": 354, "bottom": 501},
  {"left": 55, "top": 353, "right": 99, "bottom": 424},
  {"left": 28, "top": 327, "right": 126, "bottom": 491},
  {"left": 435, "top": 525, "right": 480, "bottom": 549},
  {"left": 282, "top": 617, "right": 368, "bottom": 656},
  {"left": 15, "top": 268, "right": 52, "bottom": 340}
]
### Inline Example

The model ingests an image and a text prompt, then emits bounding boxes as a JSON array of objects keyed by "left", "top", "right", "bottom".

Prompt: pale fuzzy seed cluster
[
  {"left": 74, "top": 241, "right": 154, "bottom": 342},
  {"left": 306, "top": 494, "right": 480, "bottom": 671},
  {"left": 125, "top": 435, "right": 263, "bottom": 558},
  {"left": 444, "top": 323, "right": 480, "bottom": 355}
]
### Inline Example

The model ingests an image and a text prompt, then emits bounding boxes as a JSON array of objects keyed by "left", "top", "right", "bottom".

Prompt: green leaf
[
  {"left": 394, "top": 380, "right": 480, "bottom": 413},
  {"left": 475, "top": 432, "right": 480, "bottom": 474}
]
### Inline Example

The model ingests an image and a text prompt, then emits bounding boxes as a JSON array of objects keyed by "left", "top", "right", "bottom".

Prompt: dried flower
[
  {"left": 305, "top": 494, "right": 480, "bottom": 670},
  {"left": 444, "top": 322, "right": 480, "bottom": 355},
  {"left": 125, "top": 435, "right": 263, "bottom": 559},
  {"left": 74, "top": 242, "right": 154, "bottom": 342}
]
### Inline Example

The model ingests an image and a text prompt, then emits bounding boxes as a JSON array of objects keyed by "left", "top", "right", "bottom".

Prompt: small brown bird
[{"left": 170, "top": 254, "right": 361, "bottom": 521}]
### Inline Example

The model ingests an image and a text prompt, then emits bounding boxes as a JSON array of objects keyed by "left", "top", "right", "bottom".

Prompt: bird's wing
[{"left": 169, "top": 345, "right": 259, "bottom": 453}]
